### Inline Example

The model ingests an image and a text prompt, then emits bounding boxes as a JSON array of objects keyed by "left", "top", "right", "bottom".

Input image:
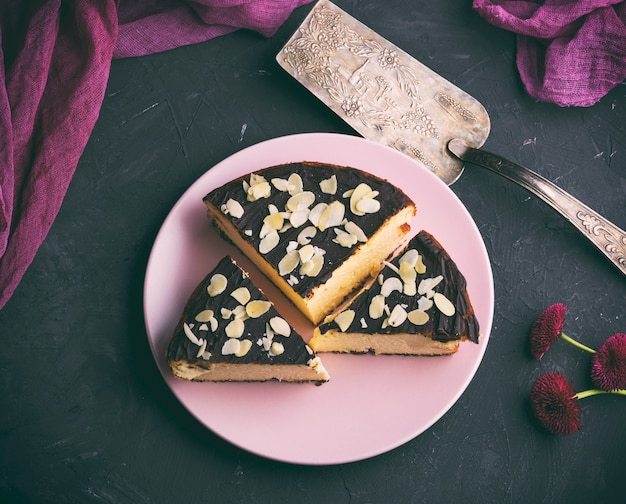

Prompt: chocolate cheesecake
[
  {"left": 203, "top": 162, "right": 416, "bottom": 325},
  {"left": 167, "top": 256, "right": 329, "bottom": 383},
  {"left": 309, "top": 230, "right": 480, "bottom": 355}
]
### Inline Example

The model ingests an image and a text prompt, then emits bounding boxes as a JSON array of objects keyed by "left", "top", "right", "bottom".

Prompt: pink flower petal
[
  {"left": 530, "top": 303, "right": 567, "bottom": 360},
  {"left": 530, "top": 372, "right": 582, "bottom": 435},
  {"left": 591, "top": 333, "right": 626, "bottom": 391}
]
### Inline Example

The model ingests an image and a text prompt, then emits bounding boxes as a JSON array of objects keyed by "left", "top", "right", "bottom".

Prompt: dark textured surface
[{"left": 2, "top": 1, "right": 625, "bottom": 502}]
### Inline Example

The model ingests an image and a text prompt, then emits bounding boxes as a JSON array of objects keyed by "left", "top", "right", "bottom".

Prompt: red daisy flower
[
  {"left": 591, "top": 333, "right": 626, "bottom": 391},
  {"left": 530, "top": 372, "right": 583, "bottom": 435},
  {"left": 530, "top": 303, "right": 568, "bottom": 360}
]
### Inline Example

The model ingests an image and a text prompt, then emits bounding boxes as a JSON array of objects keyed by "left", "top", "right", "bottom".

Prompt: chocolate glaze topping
[
  {"left": 167, "top": 256, "right": 315, "bottom": 365},
  {"left": 318, "top": 230, "right": 480, "bottom": 343},
  {"left": 203, "top": 162, "right": 414, "bottom": 298}
]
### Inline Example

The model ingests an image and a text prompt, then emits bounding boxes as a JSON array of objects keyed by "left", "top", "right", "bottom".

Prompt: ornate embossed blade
[{"left": 276, "top": 0, "right": 490, "bottom": 185}]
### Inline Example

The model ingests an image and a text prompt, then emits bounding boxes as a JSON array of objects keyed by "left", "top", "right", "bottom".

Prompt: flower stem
[
  {"left": 560, "top": 332, "right": 596, "bottom": 354},
  {"left": 575, "top": 389, "right": 626, "bottom": 400}
]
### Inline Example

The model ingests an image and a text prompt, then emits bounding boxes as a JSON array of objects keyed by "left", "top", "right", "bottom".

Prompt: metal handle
[{"left": 448, "top": 139, "right": 626, "bottom": 277}]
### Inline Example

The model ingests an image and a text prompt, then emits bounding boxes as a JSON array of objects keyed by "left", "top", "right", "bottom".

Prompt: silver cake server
[{"left": 276, "top": 0, "right": 626, "bottom": 276}]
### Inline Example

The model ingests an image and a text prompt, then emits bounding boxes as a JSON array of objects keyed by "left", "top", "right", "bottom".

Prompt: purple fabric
[
  {"left": 473, "top": 0, "right": 626, "bottom": 107},
  {"left": 0, "top": 0, "right": 313, "bottom": 310}
]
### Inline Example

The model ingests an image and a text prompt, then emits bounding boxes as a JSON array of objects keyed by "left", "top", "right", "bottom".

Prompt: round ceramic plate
[{"left": 143, "top": 133, "right": 494, "bottom": 465}]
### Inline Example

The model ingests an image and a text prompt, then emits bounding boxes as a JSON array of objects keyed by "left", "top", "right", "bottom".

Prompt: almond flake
[
  {"left": 298, "top": 244, "right": 315, "bottom": 263},
  {"left": 247, "top": 180, "right": 271, "bottom": 201},
  {"left": 317, "top": 200, "right": 345, "bottom": 231},
  {"left": 183, "top": 323, "right": 202, "bottom": 346},
  {"left": 263, "top": 212, "right": 284, "bottom": 231},
  {"left": 333, "top": 228, "right": 358, "bottom": 248},
  {"left": 196, "top": 339, "right": 208, "bottom": 358},
  {"left": 222, "top": 338, "right": 240, "bottom": 355},
  {"left": 308, "top": 203, "right": 327, "bottom": 227},
  {"left": 259, "top": 230, "right": 279, "bottom": 254},
  {"left": 418, "top": 275, "right": 443, "bottom": 295},
  {"left": 269, "top": 316, "right": 291, "bottom": 337},
  {"left": 399, "top": 249, "right": 419, "bottom": 268},
  {"left": 434, "top": 292, "right": 456, "bottom": 317},
  {"left": 408, "top": 309, "right": 429, "bottom": 325},
  {"left": 246, "top": 300, "right": 272, "bottom": 318},
  {"left": 270, "top": 341, "right": 285, "bottom": 356},
  {"left": 225, "top": 318, "right": 245, "bottom": 338},
  {"left": 289, "top": 209, "right": 309, "bottom": 228},
  {"left": 297, "top": 226, "right": 317, "bottom": 245},
  {"left": 278, "top": 250, "right": 300, "bottom": 276},
  {"left": 287, "top": 173, "right": 303, "bottom": 195},
  {"left": 344, "top": 221, "right": 367, "bottom": 242},
  {"left": 381, "top": 277, "right": 403, "bottom": 297},
  {"left": 271, "top": 178, "right": 290, "bottom": 191},
  {"left": 286, "top": 191, "right": 315, "bottom": 212},
  {"left": 355, "top": 197, "right": 380, "bottom": 214},
  {"left": 369, "top": 294, "right": 386, "bottom": 319},
  {"left": 207, "top": 274, "right": 227, "bottom": 296},
  {"left": 225, "top": 199, "right": 244, "bottom": 218},
  {"left": 235, "top": 339, "right": 252, "bottom": 357},
  {"left": 195, "top": 309, "right": 214, "bottom": 323},
  {"left": 349, "top": 183, "right": 373, "bottom": 216},
  {"left": 388, "top": 304, "right": 408, "bottom": 327},
  {"left": 230, "top": 287, "right": 251, "bottom": 305},
  {"left": 319, "top": 175, "right": 337, "bottom": 195},
  {"left": 299, "top": 252, "right": 323, "bottom": 277},
  {"left": 335, "top": 310, "right": 356, "bottom": 332}
]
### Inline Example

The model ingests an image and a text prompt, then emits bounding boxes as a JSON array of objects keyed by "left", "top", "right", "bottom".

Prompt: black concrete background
[{"left": 2, "top": 1, "right": 625, "bottom": 502}]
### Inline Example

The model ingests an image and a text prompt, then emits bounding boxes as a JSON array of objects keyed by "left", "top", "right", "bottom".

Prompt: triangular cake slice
[
  {"left": 167, "top": 256, "right": 329, "bottom": 383},
  {"left": 309, "top": 230, "right": 480, "bottom": 355},
  {"left": 203, "top": 162, "right": 416, "bottom": 325}
]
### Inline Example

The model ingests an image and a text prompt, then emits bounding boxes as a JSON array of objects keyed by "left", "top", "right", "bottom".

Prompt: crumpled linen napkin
[
  {"left": 0, "top": 0, "right": 313, "bottom": 310},
  {"left": 473, "top": 0, "right": 626, "bottom": 107}
]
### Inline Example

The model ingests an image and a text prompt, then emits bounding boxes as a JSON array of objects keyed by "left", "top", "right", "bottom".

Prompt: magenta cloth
[
  {"left": 473, "top": 0, "right": 626, "bottom": 107},
  {"left": 0, "top": 0, "right": 313, "bottom": 310}
]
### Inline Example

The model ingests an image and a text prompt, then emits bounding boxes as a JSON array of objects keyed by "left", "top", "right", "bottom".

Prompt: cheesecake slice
[
  {"left": 167, "top": 256, "right": 329, "bottom": 383},
  {"left": 203, "top": 162, "right": 416, "bottom": 325},
  {"left": 309, "top": 230, "right": 480, "bottom": 355}
]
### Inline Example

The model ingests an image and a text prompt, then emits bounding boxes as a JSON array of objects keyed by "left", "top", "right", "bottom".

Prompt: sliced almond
[
  {"left": 225, "top": 318, "right": 245, "bottom": 338},
  {"left": 334, "top": 310, "right": 356, "bottom": 332},
  {"left": 434, "top": 292, "right": 456, "bottom": 317},
  {"left": 298, "top": 244, "right": 315, "bottom": 263},
  {"left": 388, "top": 304, "right": 408, "bottom": 327},
  {"left": 289, "top": 209, "right": 309, "bottom": 228},
  {"left": 286, "top": 191, "right": 315, "bottom": 212},
  {"left": 207, "top": 274, "right": 228, "bottom": 296},
  {"left": 235, "top": 339, "right": 252, "bottom": 357},
  {"left": 246, "top": 300, "right": 272, "bottom": 318},
  {"left": 319, "top": 175, "right": 337, "bottom": 195},
  {"left": 399, "top": 249, "right": 419, "bottom": 268},
  {"left": 418, "top": 275, "right": 443, "bottom": 295},
  {"left": 415, "top": 254, "right": 427, "bottom": 274},
  {"left": 333, "top": 228, "right": 358, "bottom": 248},
  {"left": 344, "top": 221, "right": 367, "bottom": 242},
  {"left": 271, "top": 177, "right": 290, "bottom": 191},
  {"left": 355, "top": 197, "right": 380, "bottom": 214},
  {"left": 299, "top": 252, "right": 324, "bottom": 277},
  {"left": 259, "top": 230, "right": 280, "bottom": 254},
  {"left": 225, "top": 198, "right": 244, "bottom": 218},
  {"left": 263, "top": 212, "right": 284, "bottom": 231},
  {"left": 270, "top": 341, "right": 285, "bottom": 356},
  {"left": 297, "top": 225, "right": 317, "bottom": 245},
  {"left": 381, "top": 277, "right": 403, "bottom": 297},
  {"left": 230, "top": 287, "right": 251, "bottom": 305},
  {"left": 183, "top": 322, "right": 202, "bottom": 346},
  {"left": 287, "top": 173, "right": 303, "bottom": 195},
  {"left": 194, "top": 309, "right": 214, "bottom": 323},
  {"left": 196, "top": 339, "right": 208, "bottom": 358},
  {"left": 317, "top": 200, "right": 345, "bottom": 231},
  {"left": 269, "top": 316, "right": 291, "bottom": 337},
  {"left": 349, "top": 183, "right": 373, "bottom": 216},
  {"left": 369, "top": 294, "right": 386, "bottom": 319},
  {"left": 308, "top": 202, "right": 327, "bottom": 227},
  {"left": 222, "top": 338, "right": 240, "bottom": 355},
  {"left": 278, "top": 250, "right": 300, "bottom": 276},
  {"left": 408, "top": 309, "right": 429, "bottom": 325},
  {"left": 418, "top": 296, "right": 433, "bottom": 311},
  {"left": 247, "top": 180, "right": 271, "bottom": 201}
]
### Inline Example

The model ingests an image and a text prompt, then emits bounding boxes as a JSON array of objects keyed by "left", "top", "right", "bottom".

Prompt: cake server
[{"left": 277, "top": 0, "right": 626, "bottom": 276}]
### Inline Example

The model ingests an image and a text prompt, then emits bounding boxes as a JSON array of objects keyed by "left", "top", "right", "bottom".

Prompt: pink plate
[{"left": 143, "top": 133, "right": 494, "bottom": 465}]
